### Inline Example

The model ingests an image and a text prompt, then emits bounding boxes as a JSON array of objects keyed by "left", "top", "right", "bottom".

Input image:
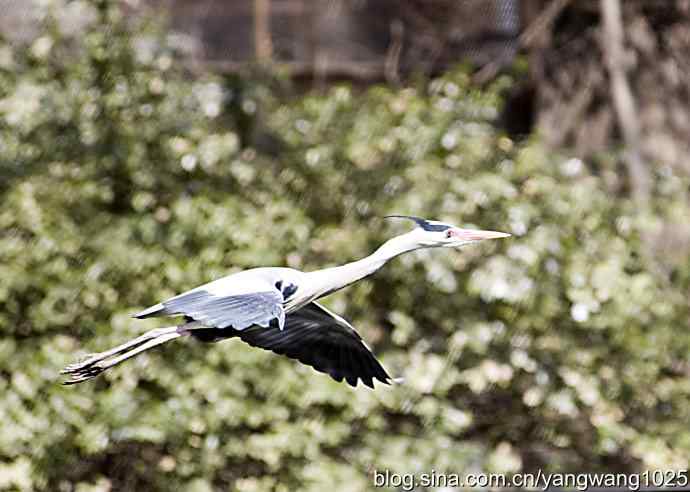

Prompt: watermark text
[{"left": 372, "top": 468, "right": 689, "bottom": 491}]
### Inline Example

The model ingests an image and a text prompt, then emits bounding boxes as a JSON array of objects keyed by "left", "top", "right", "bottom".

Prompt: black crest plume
[{"left": 384, "top": 215, "right": 451, "bottom": 232}]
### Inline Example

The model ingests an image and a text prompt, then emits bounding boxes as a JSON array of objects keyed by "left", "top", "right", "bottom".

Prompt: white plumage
[{"left": 62, "top": 216, "right": 509, "bottom": 388}]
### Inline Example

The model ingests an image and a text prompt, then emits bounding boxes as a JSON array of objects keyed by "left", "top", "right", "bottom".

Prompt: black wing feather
[{"left": 236, "top": 302, "right": 391, "bottom": 388}]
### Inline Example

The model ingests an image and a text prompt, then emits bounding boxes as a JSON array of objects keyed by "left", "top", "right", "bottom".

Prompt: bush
[{"left": 1, "top": 1, "right": 689, "bottom": 490}]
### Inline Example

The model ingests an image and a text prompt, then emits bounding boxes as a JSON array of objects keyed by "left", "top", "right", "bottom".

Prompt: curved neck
[{"left": 305, "top": 233, "right": 420, "bottom": 300}]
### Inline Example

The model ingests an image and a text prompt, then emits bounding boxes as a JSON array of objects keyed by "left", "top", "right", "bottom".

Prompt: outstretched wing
[
  {"left": 236, "top": 302, "right": 391, "bottom": 388},
  {"left": 162, "top": 289, "right": 284, "bottom": 330},
  {"left": 134, "top": 288, "right": 285, "bottom": 331}
]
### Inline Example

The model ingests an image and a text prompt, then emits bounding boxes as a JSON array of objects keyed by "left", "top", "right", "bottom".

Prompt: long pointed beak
[{"left": 458, "top": 229, "right": 511, "bottom": 241}]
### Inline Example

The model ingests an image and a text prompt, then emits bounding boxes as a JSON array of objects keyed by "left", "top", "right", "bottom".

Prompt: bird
[{"left": 61, "top": 215, "right": 510, "bottom": 388}]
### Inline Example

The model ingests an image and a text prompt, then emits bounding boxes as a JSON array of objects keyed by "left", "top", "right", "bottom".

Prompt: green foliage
[{"left": 2, "top": 1, "right": 690, "bottom": 490}]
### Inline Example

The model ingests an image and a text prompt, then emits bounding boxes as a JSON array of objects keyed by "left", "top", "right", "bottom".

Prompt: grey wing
[
  {"left": 134, "top": 289, "right": 285, "bottom": 330},
  {"left": 236, "top": 302, "right": 392, "bottom": 388}
]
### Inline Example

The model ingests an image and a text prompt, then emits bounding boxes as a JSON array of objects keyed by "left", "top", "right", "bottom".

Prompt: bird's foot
[
  {"left": 61, "top": 364, "right": 106, "bottom": 385},
  {"left": 60, "top": 352, "right": 107, "bottom": 374},
  {"left": 60, "top": 350, "right": 114, "bottom": 384}
]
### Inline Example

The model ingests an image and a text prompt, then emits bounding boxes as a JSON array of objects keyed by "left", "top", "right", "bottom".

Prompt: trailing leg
[{"left": 61, "top": 323, "right": 197, "bottom": 384}]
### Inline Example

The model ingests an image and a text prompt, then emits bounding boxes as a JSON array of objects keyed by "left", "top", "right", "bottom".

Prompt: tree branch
[
  {"left": 600, "top": 0, "right": 650, "bottom": 204},
  {"left": 254, "top": 0, "right": 273, "bottom": 61}
]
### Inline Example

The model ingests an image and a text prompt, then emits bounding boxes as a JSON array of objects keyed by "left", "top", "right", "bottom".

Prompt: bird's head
[{"left": 385, "top": 215, "right": 510, "bottom": 249}]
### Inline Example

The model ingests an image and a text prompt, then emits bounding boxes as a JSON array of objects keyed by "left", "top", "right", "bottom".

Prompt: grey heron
[{"left": 62, "top": 215, "right": 510, "bottom": 388}]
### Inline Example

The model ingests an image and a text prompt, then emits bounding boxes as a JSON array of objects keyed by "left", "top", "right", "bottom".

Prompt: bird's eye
[{"left": 445, "top": 230, "right": 453, "bottom": 238}]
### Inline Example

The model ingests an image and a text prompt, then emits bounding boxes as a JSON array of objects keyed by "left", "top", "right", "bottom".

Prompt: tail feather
[{"left": 61, "top": 325, "right": 186, "bottom": 384}]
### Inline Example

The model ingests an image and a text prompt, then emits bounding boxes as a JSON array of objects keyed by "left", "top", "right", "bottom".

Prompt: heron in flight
[{"left": 62, "top": 215, "right": 510, "bottom": 388}]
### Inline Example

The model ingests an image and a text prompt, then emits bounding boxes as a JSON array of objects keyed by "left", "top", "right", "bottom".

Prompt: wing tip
[
  {"left": 132, "top": 303, "right": 165, "bottom": 319},
  {"left": 356, "top": 376, "right": 403, "bottom": 389},
  {"left": 348, "top": 368, "right": 403, "bottom": 389}
]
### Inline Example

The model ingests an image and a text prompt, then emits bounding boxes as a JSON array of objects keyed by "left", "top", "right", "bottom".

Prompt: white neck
[{"left": 304, "top": 232, "right": 421, "bottom": 301}]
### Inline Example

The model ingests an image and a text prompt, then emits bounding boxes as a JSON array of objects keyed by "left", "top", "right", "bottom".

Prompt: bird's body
[{"left": 62, "top": 216, "right": 509, "bottom": 388}]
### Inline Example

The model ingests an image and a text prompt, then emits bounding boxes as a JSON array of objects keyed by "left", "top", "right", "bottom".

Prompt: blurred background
[{"left": 1, "top": 0, "right": 690, "bottom": 490}]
